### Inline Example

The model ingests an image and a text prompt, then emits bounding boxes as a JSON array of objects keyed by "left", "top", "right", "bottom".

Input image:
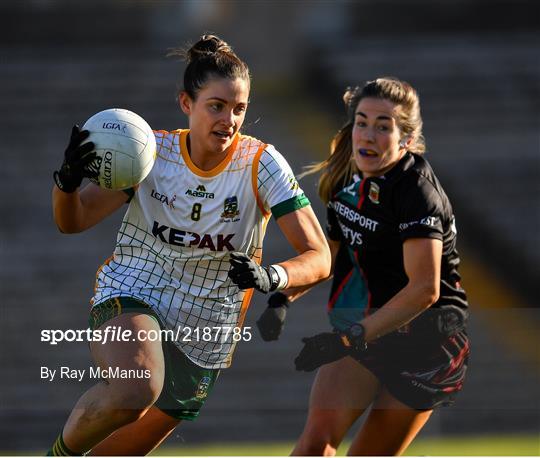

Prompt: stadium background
[{"left": 0, "top": 0, "right": 538, "bottom": 454}]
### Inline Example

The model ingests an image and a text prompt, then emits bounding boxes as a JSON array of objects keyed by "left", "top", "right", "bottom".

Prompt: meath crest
[
  {"left": 221, "top": 196, "right": 240, "bottom": 219},
  {"left": 195, "top": 376, "right": 211, "bottom": 400}
]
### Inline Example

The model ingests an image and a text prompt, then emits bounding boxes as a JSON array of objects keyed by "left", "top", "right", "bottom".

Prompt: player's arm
[
  {"left": 228, "top": 146, "right": 331, "bottom": 292},
  {"left": 360, "top": 178, "right": 445, "bottom": 341},
  {"left": 52, "top": 125, "right": 128, "bottom": 233},
  {"left": 280, "top": 237, "right": 340, "bottom": 302},
  {"left": 274, "top": 205, "right": 331, "bottom": 288},
  {"left": 294, "top": 237, "right": 442, "bottom": 371},
  {"left": 275, "top": 195, "right": 343, "bottom": 303},
  {"left": 52, "top": 183, "right": 129, "bottom": 233},
  {"left": 360, "top": 237, "right": 441, "bottom": 342},
  {"left": 228, "top": 206, "right": 331, "bottom": 292},
  {"left": 253, "top": 224, "right": 337, "bottom": 342}
]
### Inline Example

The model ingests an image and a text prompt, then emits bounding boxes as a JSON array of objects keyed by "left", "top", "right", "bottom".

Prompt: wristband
[{"left": 269, "top": 264, "right": 289, "bottom": 291}]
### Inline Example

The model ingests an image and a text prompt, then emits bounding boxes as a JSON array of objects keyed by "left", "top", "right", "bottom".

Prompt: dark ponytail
[{"left": 169, "top": 34, "right": 250, "bottom": 99}]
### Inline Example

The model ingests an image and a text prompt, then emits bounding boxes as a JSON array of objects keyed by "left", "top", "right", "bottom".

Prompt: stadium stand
[{"left": 0, "top": 0, "right": 538, "bottom": 449}]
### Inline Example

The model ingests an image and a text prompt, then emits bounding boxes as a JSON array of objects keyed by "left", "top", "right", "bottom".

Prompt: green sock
[{"left": 46, "top": 432, "right": 81, "bottom": 456}]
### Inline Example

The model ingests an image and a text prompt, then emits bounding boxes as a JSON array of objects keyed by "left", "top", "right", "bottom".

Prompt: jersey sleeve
[
  {"left": 395, "top": 174, "right": 445, "bottom": 241},
  {"left": 257, "top": 145, "right": 310, "bottom": 219}
]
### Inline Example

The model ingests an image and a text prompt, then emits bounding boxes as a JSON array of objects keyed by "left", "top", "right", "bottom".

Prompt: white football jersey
[{"left": 92, "top": 129, "right": 309, "bottom": 368}]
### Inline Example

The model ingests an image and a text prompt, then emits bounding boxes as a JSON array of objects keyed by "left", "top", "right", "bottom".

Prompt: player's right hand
[
  {"left": 256, "top": 292, "right": 289, "bottom": 341},
  {"left": 294, "top": 332, "right": 350, "bottom": 372},
  {"left": 53, "top": 125, "right": 98, "bottom": 193},
  {"left": 228, "top": 252, "right": 275, "bottom": 293}
]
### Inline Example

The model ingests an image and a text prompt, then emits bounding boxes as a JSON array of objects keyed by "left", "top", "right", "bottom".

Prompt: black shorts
[{"left": 355, "top": 330, "right": 469, "bottom": 410}]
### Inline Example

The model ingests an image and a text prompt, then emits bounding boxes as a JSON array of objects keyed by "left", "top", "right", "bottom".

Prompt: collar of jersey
[
  {"left": 381, "top": 151, "right": 415, "bottom": 181},
  {"left": 180, "top": 129, "right": 240, "bottom": 177}
]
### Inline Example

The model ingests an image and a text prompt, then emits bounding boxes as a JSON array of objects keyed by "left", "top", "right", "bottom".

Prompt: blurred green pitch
[
  {"left": 153, "top": 434, "right": 539, "bottom": 456},
  {"left": 3, "top": 433, "right": 538, "bottom": 455}
]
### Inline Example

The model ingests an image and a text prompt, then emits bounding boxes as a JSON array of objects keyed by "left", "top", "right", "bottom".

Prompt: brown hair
[
  {"left": 304, "top": 77, "right": 425, "bottom": 204},
  {"left": 168, "top": 34, "right": 250, "bottom": 100}
]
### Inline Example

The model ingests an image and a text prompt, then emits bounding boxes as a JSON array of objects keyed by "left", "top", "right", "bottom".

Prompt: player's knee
[
  {"left": 320, "top": 443, "right": 338, "bottom": 457},
  {"left": 99, "top": 375, "right": 165, "bottom": 430},
  {"left": 107, "top": 407, "right": 148, "bottom": 427},
  {"left": 108, "top": 377, "right": 163, "bottom": 411},
  {"left": 296, "top": 428, "right": 339, "bottom": 456},
  {"left": 296, "top": 440, "right": 337, "bottom": 456}
]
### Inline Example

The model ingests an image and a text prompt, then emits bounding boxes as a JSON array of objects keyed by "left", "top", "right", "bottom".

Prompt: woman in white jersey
[{"left": 49, "top": 35, "right": 330, "bottom": 456}]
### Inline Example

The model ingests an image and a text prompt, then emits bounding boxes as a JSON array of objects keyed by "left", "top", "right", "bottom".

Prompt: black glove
[
  {"left": 53, "top": 125, "right": 98, "bottom": 193},
  {"left": 228, "top": 252, "right": 278, "bottom": 293},
  {"left": 256, "top": 292, "right": 290, "bottom": 341},
  {"left": 294, "top": 332, "right": 350, "bottom": 372}
]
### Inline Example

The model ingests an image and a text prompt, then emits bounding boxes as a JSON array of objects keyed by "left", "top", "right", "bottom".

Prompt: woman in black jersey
[{"left": 258, "top": 77, "right": 470, "bottom": 455}]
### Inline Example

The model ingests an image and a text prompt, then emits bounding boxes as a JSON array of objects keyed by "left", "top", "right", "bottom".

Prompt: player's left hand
[
  {"left": 256, "top": 292, "right": 289, "bottom": 341},
  {"left": 228, "top": 252, "right": 274, "bottom": 293},
  {"left": 294, "top": 332, "right": 350, "bottom": 372}
]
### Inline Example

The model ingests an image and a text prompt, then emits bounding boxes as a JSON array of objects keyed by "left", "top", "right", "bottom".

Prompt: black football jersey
[{"left": 326, "top": 152, "right": 468, "bottom": 313}]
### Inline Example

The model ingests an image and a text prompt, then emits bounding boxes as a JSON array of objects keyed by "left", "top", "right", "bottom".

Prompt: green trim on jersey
[
  {"left": 271, "top": 193, "right": 310, "bottom": 219},
  {"left": 122, "top": 187, "right": 135, "bottom": 203}
]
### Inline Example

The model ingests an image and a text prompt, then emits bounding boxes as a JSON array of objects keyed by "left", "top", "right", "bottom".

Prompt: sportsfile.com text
[{"left": 41, "top": 326, "right": 252, "bottom": 345}]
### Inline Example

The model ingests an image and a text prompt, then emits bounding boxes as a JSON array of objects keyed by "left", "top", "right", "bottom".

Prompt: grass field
[
  {"left": 153, "top": 434, "right": 539, "bottom": 456},
  {"left": 4, "top": 434, "right": 538, "bottom": 456}
]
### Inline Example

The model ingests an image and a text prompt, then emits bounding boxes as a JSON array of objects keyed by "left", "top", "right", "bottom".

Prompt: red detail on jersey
[
  {"left": 350, "top": 181, "right": 372, "bottom": 313},
  {"left": 327, "top": 269, "right": 353, "bottom": 311},
  {"left": 357, "top": 179, "right": 367, "bottom": 209},
  {"left": 352, "top": 250, "right": 373, "bottom": 315}
]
